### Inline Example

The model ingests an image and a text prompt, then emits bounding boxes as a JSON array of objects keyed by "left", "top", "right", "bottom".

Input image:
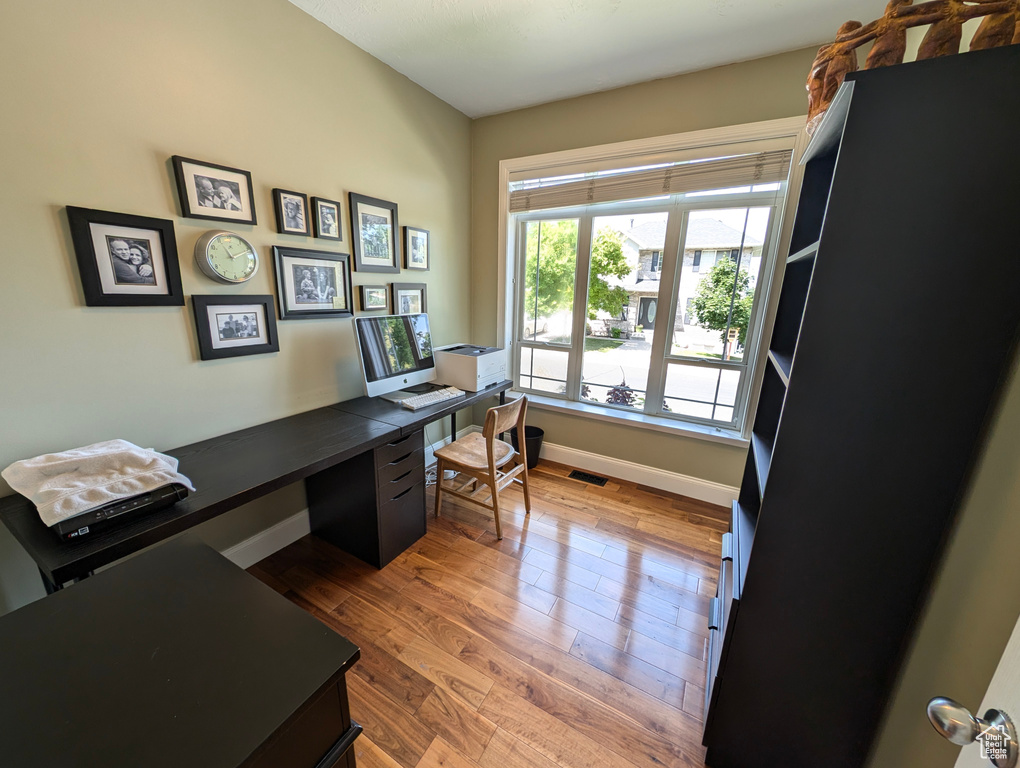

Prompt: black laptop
[{"left": 51, "top": 483, "right": 189, "bottom": 540}]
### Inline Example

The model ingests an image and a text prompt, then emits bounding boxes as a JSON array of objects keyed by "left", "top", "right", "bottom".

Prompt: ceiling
[{"left": 289, "top": 0, "right": 882, "bottom": 118}]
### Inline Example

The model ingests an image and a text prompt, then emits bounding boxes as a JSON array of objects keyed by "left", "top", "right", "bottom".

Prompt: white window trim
[{"left": 496, "top": 116, "right": 811, "bottom": 441}]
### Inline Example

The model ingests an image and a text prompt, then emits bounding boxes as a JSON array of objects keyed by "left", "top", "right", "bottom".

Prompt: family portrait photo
[
  {"left": 106, "top": 235, "right": 156, "bottom": 286},
  {"left": 67, "top": 207, "right": 184, "bottom": 307},
  {"left": 349, "top": 193, "right": 400, "bottom": 273},
  {"left": 274, "top": 189, "right": 310, "bottom": 235},
  {"left": 192, "top": 295, "right": 279, "bottom": 360},
  {"left": 292, "top": 265, "right": 337, "bottom": 304},
  {"left": 272, "top": 246, "right": 352, "bottom": 320},
  {"left": 194, "top": 176, "right": 243, "bottom": 212},
  {"left": 172, "top": 156, "right": 256, "bottom": 225},
  {"left": 404, "top": 226, "right": 429, "bottom": 271},
  {"left": 216, "top": 312, "right": 260, "bottom": 340},
  {"left": 313, "top": 197, "right": 341, "bottom": 240}
]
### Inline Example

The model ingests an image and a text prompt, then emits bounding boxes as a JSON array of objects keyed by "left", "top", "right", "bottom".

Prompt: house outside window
[{"left": 499, "top": 118, "right": 807, "bottom": 437}]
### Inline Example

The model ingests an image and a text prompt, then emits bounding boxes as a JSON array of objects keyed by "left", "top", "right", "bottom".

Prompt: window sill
[{"left": 519, "top": 392, "right": 749, "bottom": 448}]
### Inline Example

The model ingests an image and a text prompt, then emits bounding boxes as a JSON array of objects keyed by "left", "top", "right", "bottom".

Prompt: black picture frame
[
  {"left": 312, "top": 197, "right": 342, "bottom": 241},
  {"left": 66, "top": 206, "right": 184, "bottom": 307},
  {"left": 273, "top": 189, "right": 311, "bottom": 236},
  {"left": 391, "top": 282, "right": 427, "bottom": 315},
  {"left": 272, "top": 246, "right": 353, "bottom": 320},
  {"left": 171, "top": 156, "right": 257, "bottom": 225},
  {"left": 349, "top": 192, "right": 400, "bottom": 273},
  {"left": 192, "top": 295, "right": 280, "bottom": 360},
  {"left": 358, "top": 284, "right": 389, "bottom": 312},
  {"left": 403, "top": 226, "right": 430, "bottom": 271}
]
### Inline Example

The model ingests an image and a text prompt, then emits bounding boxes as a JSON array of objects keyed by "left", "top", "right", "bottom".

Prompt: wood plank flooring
[{"left": 249, "top": 461, "right": 725, "bottom": 768}]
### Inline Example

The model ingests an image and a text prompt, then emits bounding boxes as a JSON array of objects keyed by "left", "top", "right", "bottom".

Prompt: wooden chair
[{"left": 433, "top": 396, "right": 531, "bottom": 539}]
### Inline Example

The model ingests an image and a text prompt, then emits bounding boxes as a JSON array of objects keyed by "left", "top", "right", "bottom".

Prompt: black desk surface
[
  {"left": 0, "top": 536, "right": 359, "bottom": 768},
  {"left": 331, "top": 379, "right": 512, "bottom": 436},
  {"left": 0, "top": 406, "right": 397, "bottom": 585}
]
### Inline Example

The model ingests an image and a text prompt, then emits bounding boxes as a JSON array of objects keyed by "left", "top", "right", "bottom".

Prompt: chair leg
[
  {"left": 520, "top": 461, "right": 532, "bottom": 515},
  {"left": 489, "top": 481, "right": 503, "bottom": 540},
  {"left": 434, "top": 458, "right": 445, "bottom": 518}
]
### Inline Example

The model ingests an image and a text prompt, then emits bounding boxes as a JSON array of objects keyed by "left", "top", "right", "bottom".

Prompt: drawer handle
[
  {"left": 389, "top": 452, "right": 413, "bottom": 466},
  {"left": 390, "top": 469, "right": 413, "bottom": 484},
  {"left": 390, "top": 484, "right": 415, "bottom": 502},
  {"left": 387, "top": 435, "right": 413, "bottom": 448}
]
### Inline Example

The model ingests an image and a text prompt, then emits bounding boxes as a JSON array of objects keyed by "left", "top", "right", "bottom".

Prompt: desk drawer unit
[{"left": 307, "top": 429, "right": 426, "bottom": 569}]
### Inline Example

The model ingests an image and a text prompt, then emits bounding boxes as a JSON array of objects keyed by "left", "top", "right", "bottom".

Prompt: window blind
[{"left": 508, "top": 149, "right": 793, "bottom": 213}]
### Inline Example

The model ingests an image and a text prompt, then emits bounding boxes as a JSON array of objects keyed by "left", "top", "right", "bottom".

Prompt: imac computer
[{"left": 354, "top": 313, "right": 437, "bottom": 401}]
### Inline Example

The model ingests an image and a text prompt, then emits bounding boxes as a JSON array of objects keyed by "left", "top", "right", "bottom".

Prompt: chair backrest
[{"left": 483, "top": 396, "right": 528, "bottom": 442}]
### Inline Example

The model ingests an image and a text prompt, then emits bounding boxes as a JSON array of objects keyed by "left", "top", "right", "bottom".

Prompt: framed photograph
[
  {"left": 359, "top": 285, "right": 389, "bottom": 312},
  {"left": 392, "top": 282, "right": 427, "bottom": 315},
  {"left": 273, "top": 189, "right": 311, "bottom": 236},
  {"left": 312, "top": 197, "right": 342, "bottom": 241},
  {"left": 272, "top": 246, "right": 353, "bottom": 320},
  {"left": 404, "top": 226, "right": 430, "bottom": 271},
  {"left": 192, "top": 295, "right": 279, "bottom": 360},
  {"left": 66, "top": 207, "right": 184, "bottom": 307},
  {"left": 172, "top": 156, "right": 256, "bottom": 225},
  {"left": 349, "top": 192, "right": 400, "bottom": 273}
]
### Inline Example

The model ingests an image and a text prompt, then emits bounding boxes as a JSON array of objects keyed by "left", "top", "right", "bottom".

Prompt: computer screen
[{"left": 354, "top": 313, "right": 436, "bottom": 397}]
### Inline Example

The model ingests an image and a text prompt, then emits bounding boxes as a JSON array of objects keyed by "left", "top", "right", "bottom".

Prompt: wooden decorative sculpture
[{"left": 806, "top": 0, "right": 1019, "bottom": 133}]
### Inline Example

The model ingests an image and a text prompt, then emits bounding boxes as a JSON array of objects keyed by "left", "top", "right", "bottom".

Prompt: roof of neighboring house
[
  {"left": 607, "top": 276, "right": 660, "bottom": 294},
  {"left": 625, "top": 218, "right": 762, "bottom": 250}
]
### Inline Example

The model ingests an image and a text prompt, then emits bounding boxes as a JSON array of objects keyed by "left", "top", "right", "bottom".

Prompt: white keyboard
[{"left": 400, "top": 386, "right": 466, "bottom": 411}]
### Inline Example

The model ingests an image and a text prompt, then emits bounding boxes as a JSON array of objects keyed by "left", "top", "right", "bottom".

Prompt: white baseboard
[
  {"left": 220, "top": 510, "right": 310, "bottom": 569},
  {"left": 539, "top": 440, "right": 739, "bottom": 507}
]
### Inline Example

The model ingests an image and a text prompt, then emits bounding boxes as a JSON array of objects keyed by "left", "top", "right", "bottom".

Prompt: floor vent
[{"left": 568, "top": 470, "right": 608, "bottom": 487}]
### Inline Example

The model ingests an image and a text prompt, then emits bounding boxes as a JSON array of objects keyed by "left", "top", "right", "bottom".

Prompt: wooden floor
[{"left": 249, "top": 461, "right": 726, "bottom": 768}]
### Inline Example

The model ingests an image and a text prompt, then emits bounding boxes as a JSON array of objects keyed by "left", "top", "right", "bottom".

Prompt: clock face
[{"left": 197, "top": 232, "right": 259, "bottom": 283}]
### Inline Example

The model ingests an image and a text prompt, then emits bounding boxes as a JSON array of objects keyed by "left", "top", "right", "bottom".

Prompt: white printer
[{"left": 434, "top": 344, "right": 507, "bottom": 391}]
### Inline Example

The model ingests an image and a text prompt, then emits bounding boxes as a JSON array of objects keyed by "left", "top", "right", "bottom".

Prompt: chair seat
[{"left": 434, "top": 432, "right": 514, "bottom": 470}]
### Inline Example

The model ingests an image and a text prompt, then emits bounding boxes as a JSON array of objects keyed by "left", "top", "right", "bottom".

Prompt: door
[
  {"left": 638, "top": 297, "right": 657, "bottom": 330},
  {"left": 937, "top": 612, "right": 1020, "bottom": 767}
]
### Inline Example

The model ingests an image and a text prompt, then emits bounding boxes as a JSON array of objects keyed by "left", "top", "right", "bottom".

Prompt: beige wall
[
  {"left": 0, "top": 0, "right": 471, "bottom": 614},
  {"left": 469, "top": 47, "right": 819, "bottom": 484}
]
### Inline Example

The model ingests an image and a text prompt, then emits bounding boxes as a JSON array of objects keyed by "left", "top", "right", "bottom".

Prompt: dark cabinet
[{"left": 702, "top": 45, "right": 1020, "bottom": 768}]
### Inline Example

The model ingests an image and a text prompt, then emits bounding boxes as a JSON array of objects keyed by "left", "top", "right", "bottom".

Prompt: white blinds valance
[{"left": 508, "top": 149, "right": 793, "bottom": 213}]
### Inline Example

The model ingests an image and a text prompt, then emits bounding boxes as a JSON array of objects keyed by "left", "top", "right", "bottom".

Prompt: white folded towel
[{"left": 1, "top": 439, "right": 196, "bottom": 527}]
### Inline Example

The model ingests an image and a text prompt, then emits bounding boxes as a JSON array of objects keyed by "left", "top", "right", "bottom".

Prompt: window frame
[
  {"left": 512, "top": 191, "right": 784, "bottom": 430},
  {"left": 496, "top": 117, "right": 810, "bottom": 440}
]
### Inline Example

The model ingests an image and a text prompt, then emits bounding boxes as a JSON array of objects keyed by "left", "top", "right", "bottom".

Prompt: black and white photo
[
  {"left": 192, "top": 295, "right": 279, "bottom": 360},
  {"left": 312, "top": 197, "right": 342, "bottom": 241},
  {"left": 349, "top": 192, "right": 400, "bottom": 273},
  {"left": 359, "top": 285, "right": 389, "bottom": 312},
  {"left": 67, "top": 207, "right": 184, "bottom": 306},
  {"left": 391, "top": 282, "right": 427, "bottom": 315},
  {"left": 273, "top": 189, "right": 311, "bottom": 236},
  {"left": 272, "top": 246, "right": 352, "bottom": 320},
  {"left": 404, "top": 226, "right": 430, "bottom": 271},
  {"left": 216, "top": 311, "right": 259, "bottom": 340},
  {"left": 172, "top": 156, "right": 256, "bottom": 225}
]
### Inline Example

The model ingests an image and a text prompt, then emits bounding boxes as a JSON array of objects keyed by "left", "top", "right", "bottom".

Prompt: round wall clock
[{"left": 194, "top": 230, "right": 259, "bottom": 284}]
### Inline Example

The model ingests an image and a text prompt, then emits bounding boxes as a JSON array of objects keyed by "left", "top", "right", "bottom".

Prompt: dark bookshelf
[{"left": 701, "top": 45, "right": 1020, "bottom": 768}]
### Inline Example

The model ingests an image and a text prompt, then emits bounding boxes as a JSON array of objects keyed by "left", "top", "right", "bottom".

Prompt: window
[{"left": 499, "top": 119, "right": 806, "bottom": 435}]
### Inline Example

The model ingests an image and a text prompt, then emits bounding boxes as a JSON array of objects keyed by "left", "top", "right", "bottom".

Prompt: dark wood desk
[
  {"left": 0, "top": 536, "right": 361, "bottom": 768},
  {"left": 0, "top": 381, "right": 512, "bottom": 589}
]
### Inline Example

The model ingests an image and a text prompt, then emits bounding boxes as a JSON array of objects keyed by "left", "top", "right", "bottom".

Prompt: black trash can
[{"left": 510, "top": 426, "right": 544, "bottom": 470}]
